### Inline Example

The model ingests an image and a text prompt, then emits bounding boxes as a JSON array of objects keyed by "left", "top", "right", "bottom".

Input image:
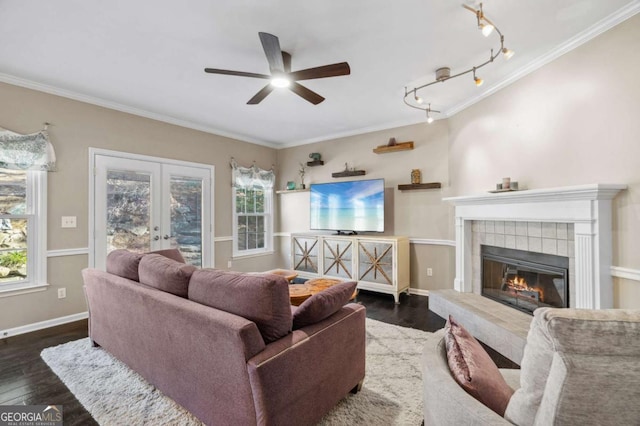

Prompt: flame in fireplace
[{"left": 506, "top": 276, "right": 544, "bottom": 301}]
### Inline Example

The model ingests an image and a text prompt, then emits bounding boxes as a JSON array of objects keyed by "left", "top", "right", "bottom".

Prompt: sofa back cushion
[
  {"left": 292, "top": 281, "right": 357, "bottom": 329},
  {"left": 444, "top": 315, "right": 514, "bottom": 417},
  {"left": 506, "top": 308, "right": 640, "bottom": 426},
  {"left": 188, "top": 269, "right": 292, "bottom": 344},
  {"left": 138, "top": 254, "right": 196, "bottom": 297},
  {"left": 106, "top": 249, "right": 144, "bottom": 281}
]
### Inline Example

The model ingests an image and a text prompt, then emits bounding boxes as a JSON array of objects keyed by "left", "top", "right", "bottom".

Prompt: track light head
[
  {"left": 481, "top": 23, "right": 494, "bottom": 37},
  {"left": 502, "top": 47, "right": 515, "bottom": 60},
  {"left": 414, "top": 89, "right": 424, "bottom": 104}
]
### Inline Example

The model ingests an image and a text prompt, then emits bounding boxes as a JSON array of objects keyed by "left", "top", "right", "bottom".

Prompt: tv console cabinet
[{"left": 290, "top": 234, "right": 410, "bottom": 303}]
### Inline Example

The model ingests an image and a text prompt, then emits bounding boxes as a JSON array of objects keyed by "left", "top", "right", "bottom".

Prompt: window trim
[
  {"left": 231, "top": 185, "right": 273, "bottom": 258},
  {"left": 0, "top": 169, "right": 48, "bottom": 294}
]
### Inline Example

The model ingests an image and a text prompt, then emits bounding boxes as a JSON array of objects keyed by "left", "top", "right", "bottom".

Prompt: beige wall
[
  {"left": 276, "top": 121, "right": 455, "bottom": 293},
  {"left": 0, "top": 82, "right": 279, "bottom": 330},
  {"left": 447, "top": 14, "right": 640, "bottom": 307}
]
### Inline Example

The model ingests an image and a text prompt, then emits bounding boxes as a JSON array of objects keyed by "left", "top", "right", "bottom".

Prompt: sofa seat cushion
[
  {"left": 138, "top": 254, "right": 196, "bottom": 297},
  {"left": 444, "top": 315, "right": 514, "bottom": 417},
  {"left": 106, "top": 249, "right": 144, "bottom": 281},
  {"left": 188, "top": 269, "right": 292, "bottom": 344},
  {"left": 292, "top": 281, "right": 357, "bottom": 329}
]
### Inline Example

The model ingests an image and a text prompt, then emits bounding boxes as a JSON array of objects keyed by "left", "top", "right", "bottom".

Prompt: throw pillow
[
  {"left": 188, "top": 269, "right": 292, "bottom": 344},
  {"left": 149, "top": 248, "right": 186, "bottom": 263},
  {"left": 292, "top": 281, "right": 357, "bottom": 329},
  {"left": 138, "top": 254, "right": 196, "bottom": 297},
  {"left": 106, "top": 249, "right": 144, "bottom": 281},
  {"left": 444, "top": 315, "right": 515, "bottom": 417}
]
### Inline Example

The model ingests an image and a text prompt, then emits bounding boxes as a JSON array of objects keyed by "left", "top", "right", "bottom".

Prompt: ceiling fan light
[
  {"left": 481, "top": 23, "right": 494, "bottom": 37},
  {"left": 502, "top": 47, "right": 515, "bottom": 60},
  {"left": 270, "top": 76, "right": 291, "bottom": 88}
]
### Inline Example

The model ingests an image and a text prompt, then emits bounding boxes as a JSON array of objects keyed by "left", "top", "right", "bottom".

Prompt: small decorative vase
[{"left": 411, "top": 169, "right": 421, "bottom": 184}]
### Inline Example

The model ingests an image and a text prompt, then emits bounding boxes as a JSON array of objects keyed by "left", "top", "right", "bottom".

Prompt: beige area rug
[{"left": 41, "top": 318, "right": 433, "bottom": 425}]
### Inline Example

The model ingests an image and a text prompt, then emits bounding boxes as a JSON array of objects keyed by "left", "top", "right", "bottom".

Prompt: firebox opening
[{"left": 481, "top": 245, "right": 569, "bottom": 315}]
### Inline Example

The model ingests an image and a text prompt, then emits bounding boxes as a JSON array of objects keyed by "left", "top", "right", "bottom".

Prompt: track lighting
[
  {"left": 473, "top": 68, "right": 483, "bottom": 87},
  {"left": 403, "top": 3, "right": 513, "bottom": 120},
  {"left": 424, "top": 103, "right": 438, "bottom": 124},
  {"left": 480, "top": 23, "right": 494, "bottom": 37},
  {"left": 414, "top": 89, "right": 424, "bottom": 104}
]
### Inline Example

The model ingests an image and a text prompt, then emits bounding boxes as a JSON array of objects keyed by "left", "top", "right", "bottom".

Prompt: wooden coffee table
[{"left": 289, "top": 278, "right": 358, "bottom": 306}]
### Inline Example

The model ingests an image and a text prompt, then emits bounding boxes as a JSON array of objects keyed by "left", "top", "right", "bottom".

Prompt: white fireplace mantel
[{"left": 443, "top": 184, "right": 627, "bottom": 309}]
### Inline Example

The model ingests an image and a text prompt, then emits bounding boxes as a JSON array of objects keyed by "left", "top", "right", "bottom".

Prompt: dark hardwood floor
[{"left": 0, "top": 291, "right": 517, "bottom": 425}]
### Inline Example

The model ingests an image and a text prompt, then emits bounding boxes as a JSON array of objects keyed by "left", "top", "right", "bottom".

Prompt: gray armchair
[{"left": 422, "top": 307, "right": 640, "bottom": 425}]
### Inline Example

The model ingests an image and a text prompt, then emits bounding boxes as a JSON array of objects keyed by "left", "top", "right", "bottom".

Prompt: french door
[{"left": 91, "top": 150, "right": 213, "bottom": 269}]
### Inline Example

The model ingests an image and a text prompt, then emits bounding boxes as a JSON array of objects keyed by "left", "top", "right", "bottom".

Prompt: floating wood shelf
[
  {"left": 306, "top": 160, "right": 324, "bottom": 167},
  {"left": 332, "top": 170, "right": 366, "bottom": 178},
  {"left": 373, "top": 141, "right": 414, "bottom": 154},
  {"left": 397, "top": 182, "right": 442, "bottom": 191},
  {"left": 276, "top": 188, "right": 310, "bottom": 194}
]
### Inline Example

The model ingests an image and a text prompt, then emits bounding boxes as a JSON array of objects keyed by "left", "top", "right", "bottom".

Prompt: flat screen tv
[{"left": 310, "top": 178, "right": 384, "bottom": 234}]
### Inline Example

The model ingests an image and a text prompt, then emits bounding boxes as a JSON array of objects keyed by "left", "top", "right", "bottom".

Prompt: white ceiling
[{"left": 1, "top": 1, "right": 637, "bottom": 148}]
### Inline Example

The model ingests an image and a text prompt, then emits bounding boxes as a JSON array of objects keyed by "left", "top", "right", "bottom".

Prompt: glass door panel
[
  {"left": 106, "top": 170, "right": 153, "bottom": 254},
  {"left": 169, "top": 176, "right": 203, "bottom": 266},
  {"left": 162, "top": 165, "right": 211, "bottom": 267}
]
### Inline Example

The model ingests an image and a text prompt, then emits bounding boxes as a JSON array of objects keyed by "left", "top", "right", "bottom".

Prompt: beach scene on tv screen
[{"left": 310, "top": 180, "right": 384, "bottom": 232}]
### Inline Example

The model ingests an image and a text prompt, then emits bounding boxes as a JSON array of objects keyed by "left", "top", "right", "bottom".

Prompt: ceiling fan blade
[
  {"left": 247, "top": 84, "right": 275, "bottom": 104},
  {"left": 289, "top": 82, "right": 325, "bottom": 105},
  {"left": 204, "top": 68, "right": 270, "bottom": 79},
  {"left": 288, "top": 62, "right": 351, "bottom": 81},
  {"left": 282, "top": 51, "right": 291, "bottom": 73},
  {"left": 258, "top": 32, "right": 285, "bottom": 73}
]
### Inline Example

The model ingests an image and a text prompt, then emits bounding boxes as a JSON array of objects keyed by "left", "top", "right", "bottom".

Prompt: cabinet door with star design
[
  {"left": 323, "top": 238, "right": 353, "bottom": 279},
  {"left": 358, "top": 240, "right": 394, "bottom": 285},
  {"left": 292, "top": 235, "right": 319, "bottom": 273}
]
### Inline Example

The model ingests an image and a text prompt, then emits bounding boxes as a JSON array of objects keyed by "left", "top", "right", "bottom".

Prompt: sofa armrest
[
  {"left": 247, "top": 303, "right": 366, "bottom": 426},
  {"left": 422, "top": 330, "right": 514, "bottom": 425}
]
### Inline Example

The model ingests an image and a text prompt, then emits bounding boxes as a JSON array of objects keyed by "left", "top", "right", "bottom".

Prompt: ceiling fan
[{"left": 204, "top": 32, "right": 350, "bottom": 105}]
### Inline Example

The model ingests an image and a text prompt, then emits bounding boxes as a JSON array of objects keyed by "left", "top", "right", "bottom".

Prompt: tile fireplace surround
[{"left": 430, "top": 184, "right": 626, "bottom": 363}]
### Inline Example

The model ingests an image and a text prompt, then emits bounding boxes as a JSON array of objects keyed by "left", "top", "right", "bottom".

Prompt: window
[
  {"left": 231, "top": 160, "right": 274, "bottom": 257},
  {"left": 0, "top": 168, "right": 47, "bottom": 293}
]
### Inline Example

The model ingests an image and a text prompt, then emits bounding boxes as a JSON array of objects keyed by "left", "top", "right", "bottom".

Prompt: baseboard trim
[
  {"left": 611, "top": 266, "right": 640, "bottom": 283},
  {"left": 1, "top": 311, "right": 88, "bottom": 339},
  {"left": 408, "top": 288, "right": 430, "bottom": 297}
]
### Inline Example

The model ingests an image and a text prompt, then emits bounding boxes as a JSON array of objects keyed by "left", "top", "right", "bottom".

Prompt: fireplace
[{"left": 481, "top": 245, "right": 569, "bottom": 315}]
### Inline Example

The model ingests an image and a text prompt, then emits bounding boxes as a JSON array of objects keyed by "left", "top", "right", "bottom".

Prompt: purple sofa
[{"left": 83, "top": 250, "right": 366, "bottom": 426}]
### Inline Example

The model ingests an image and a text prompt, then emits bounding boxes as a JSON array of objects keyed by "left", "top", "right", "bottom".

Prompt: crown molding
[
  {"left": 446, "top": 1, "right": 640, "bottom": 117},
  {"left": 0, "top": 72, "right": 279, "bottom": 149}
]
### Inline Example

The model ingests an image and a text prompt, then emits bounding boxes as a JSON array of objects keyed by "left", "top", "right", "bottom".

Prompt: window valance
[
  {"left": 0, "top": 126, "right": 57, "bottom": 171},
  {"left": 231, "top": 158, "right": 275, "bottom": 189}
]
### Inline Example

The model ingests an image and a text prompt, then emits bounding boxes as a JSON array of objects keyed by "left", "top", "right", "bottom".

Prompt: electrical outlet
[
  {"left": 61, "top": 216, "right": 77, "bottom": 228},
  {"left": 58, "top": 288, "right": 66, "bottom": 299},
  {"left": 227, "top": 260, "right": 232, "bottom": 269},
  {"left": 427, "top": 268, "right": 433, "bottom": 277}
]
